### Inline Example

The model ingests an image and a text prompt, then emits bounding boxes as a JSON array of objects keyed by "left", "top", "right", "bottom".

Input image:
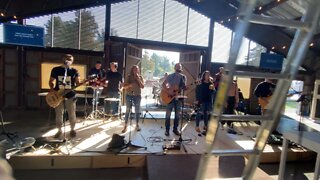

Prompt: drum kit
[
  {"left": 85, "top": 78, "right": 121, "bottom": 120},
  {"left": 152, "top": 85, "right": 166, "bottom": 107}
]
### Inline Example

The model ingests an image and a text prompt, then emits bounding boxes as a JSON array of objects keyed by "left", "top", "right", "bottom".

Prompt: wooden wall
[{"left": 0, "top": 47, "right": 103, "bottom": 109}]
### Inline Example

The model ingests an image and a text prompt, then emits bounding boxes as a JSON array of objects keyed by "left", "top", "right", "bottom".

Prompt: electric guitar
[{"left": 46, "top": 77, "right": 95, "bottom": 108}]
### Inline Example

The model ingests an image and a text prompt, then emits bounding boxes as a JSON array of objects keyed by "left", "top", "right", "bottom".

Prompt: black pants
[{"left": 221, "top": 96, "right": 235, "bottom": 127}]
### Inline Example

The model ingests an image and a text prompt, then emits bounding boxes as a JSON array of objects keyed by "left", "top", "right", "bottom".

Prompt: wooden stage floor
[{"left": 0, "top": 109, "right": 315, "bottom": 179}]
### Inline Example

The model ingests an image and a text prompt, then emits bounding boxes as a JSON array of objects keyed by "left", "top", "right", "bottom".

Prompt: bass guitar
[{"left": 46, "top": 77, "right": 95, "bottom": 108}]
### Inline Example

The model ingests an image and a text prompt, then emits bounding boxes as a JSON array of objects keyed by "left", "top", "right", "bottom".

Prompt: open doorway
[
  {"left": 140, "top": 49, "right": 179, "bottom": 111},
  {"left": 285, "top": 80, "right": 306, "bottom": 117}
]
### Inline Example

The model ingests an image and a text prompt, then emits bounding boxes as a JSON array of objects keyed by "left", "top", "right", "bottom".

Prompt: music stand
[
  {"left": 121, "top": 95, "right": 146, "bottom": 152},
  {"left": 163, "top": 90, "right": 192, "bottom": 153},
  {"left": 0, "top": 110, "right": 17, "bottom": 142}
]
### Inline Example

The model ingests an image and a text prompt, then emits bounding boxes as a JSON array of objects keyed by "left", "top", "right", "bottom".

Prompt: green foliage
[
  {"left": 141, "top": 51, "right": 155, "bottom": 78},
  {"left": 44, "top": 10, "right": 103, "bottom": 51},
  {"left": 141, "top": 51, "right": 175, "bottom": 78}
]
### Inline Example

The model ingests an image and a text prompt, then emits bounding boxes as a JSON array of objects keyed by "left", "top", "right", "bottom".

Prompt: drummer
[
  {"left": 88, "top": 60, "right": 106, "bottom": 82},
  {"left": 88, "top": 60, "right": 106, "bottom": 106},
  {"left": 105, "top": 62, "right": 123, "bottom": 114}
]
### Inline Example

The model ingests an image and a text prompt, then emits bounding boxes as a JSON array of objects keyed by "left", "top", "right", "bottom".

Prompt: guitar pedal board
[{"left": 162, "top": 143, "right": 181, "bottom": 150}]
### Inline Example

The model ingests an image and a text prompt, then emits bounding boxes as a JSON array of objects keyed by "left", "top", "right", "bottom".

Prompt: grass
[{"left": 285, "top": 101, "right": 298, "bottom": 109}]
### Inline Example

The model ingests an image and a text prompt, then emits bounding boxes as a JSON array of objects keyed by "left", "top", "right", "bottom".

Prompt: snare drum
[{"left": 104, "top": 98, "right": 120, "bottom": 115}]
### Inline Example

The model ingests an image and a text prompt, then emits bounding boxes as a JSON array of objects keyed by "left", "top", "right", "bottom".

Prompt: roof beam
[
  {"left": 254, "top": 0, "right": 288, "bottom": 14},
  {"left": 223, "top": 0, "right": 288, "bottom": 14}
]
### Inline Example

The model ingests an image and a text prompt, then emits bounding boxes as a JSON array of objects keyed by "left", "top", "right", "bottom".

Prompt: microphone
[{"left": 63, "top": 66, "right": 67, "bottom": 86}]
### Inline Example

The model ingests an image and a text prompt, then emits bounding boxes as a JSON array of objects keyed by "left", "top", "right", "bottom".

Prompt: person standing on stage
[
  {"left": 195, "top": 71, "right": 215, "bottom": 133},
  {"left": 105, "top": 62, "right": 123, "bottom": 98},
  {"left": 105, "top": 62, "right": 123, "bottom": 114},
  {"left": 214, "top": 67, "right": 224, "bottom": 90},
  {"left": 221, "top": 80, "right": 239, "bottom": 134},
  {"left": 122, "top": 65, "right": 144, "bottom": 133},
  {"left": 49, "top": 54, "right": 80, "bottom": 138},
  {"left": 162, "top": 63, "right": 187, "bottom": 136}
]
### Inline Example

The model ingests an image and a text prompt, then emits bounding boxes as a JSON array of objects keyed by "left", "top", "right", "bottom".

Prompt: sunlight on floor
[{"left": 235, "top": 140, "right": 254, "bottom": 150}]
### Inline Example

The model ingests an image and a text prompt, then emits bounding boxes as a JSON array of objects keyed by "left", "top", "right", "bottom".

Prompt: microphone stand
[
  {"left": 121, "top": 91, "right": 146, "bottom": 152},
  {"left": 59, "top": 66, "right": 70, "bottom": 155},
  {"left": 164, "top": 88, "right": 192, "bottom": 152},
  {"left": 142, "top": 93, "right": 159, "bottom": 125}
]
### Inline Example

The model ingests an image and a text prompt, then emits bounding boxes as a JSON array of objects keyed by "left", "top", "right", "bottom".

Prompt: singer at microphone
[
  {"left": 161, "top": 63, "right": 187, "bottom": 136},
  {"left": 122, "top": 65, "right": 144, "bottom": 133},
  {"left": 48, "top": 54, "right": 80, "bottom": 138}
]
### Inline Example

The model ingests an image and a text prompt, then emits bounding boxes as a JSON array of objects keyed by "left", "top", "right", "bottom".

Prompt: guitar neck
[{"left": 61, "top": 80, "right": 88, "bottom": 96}]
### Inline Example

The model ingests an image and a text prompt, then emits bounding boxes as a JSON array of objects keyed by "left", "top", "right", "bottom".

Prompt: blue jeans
[
  {"left": 196, "top": 102, "right": 212, "bottom": 127},
  {"left": 165, "top": 99, "right": 181, "bottom": 131},
  {"left": 106, "top": 91, "right": 120, "bottom": 114},
  {"left": 124, "top": 95, "right": 141, "bottom": 124}
]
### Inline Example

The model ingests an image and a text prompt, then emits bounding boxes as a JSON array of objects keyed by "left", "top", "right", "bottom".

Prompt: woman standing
[
  {"left": 122, "top": 65, "right": 144, "bottom": 133},
  {"left": 195, "top": 71, "right": 216, "bottom": 133}
]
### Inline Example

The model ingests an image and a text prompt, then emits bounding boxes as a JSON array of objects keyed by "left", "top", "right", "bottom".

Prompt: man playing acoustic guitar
[
  {"left": 162, "top": 63, "right": 187, "bottom": 136},
  {"left": 49, "top": 54, "right": 80, "bottom": 138}
]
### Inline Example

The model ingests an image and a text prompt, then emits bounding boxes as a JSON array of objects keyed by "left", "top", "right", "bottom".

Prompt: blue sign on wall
[
  {"left": 3, "top": 23, "right": 44, "bottom": 47},
  {"left": 260, "top": 53, "right": 284, "bottom": 71}
]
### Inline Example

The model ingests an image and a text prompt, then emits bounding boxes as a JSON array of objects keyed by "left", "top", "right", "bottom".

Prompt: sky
[{"left": 143, "top": 49, "right": 180, "bottom": 63}]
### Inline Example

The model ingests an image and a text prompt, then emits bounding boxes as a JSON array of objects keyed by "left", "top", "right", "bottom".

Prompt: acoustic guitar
[
  {"left": 46, "top": 77, "right": 95, "bottom": 108},
  {"left": 160, "top": 86, "right": 181, "bottom": 105},
  {"left": 160, "top": 82, "right": 196, "bottom": 105}
]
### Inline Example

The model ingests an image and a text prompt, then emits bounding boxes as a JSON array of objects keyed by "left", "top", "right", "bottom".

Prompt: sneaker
[
  {"left": 54, "top": 130, "right": 62, "bottom": 138},
  {"left": 121, "top": 126, "right": 127, "bottom": 133},
  {"left": 195, "top": 127, "right": 200, "bottom": 133},
  {"left": 70, "top": 130, "right": 77, "bottom": 137},
  {"left": 136, "top": 125, "right": 141, "bottom": 131},
  {"left": 173, "top": 130, "right": 181, "bottom": 136},
  {"left": 165, "top": 130, "right": 169, "bottom": 136}
]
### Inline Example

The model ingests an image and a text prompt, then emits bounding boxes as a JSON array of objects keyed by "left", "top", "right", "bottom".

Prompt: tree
[
  {"left": 151, "top": 53, "right": 174, "bottom": 77},
  {"left": 44, "top": 9, "right": 102, "bottom": 51},
  {"left": 141, "top": 51, "right": 155, "bottom": 78},
  {"left": 140, "top": 51, "right": 175, "bottom": 78},
  {"left": 77, "top": 9, "right": 100, "bottom": 50}
]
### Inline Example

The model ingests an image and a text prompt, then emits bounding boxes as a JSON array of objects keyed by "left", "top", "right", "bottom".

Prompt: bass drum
[{"left": 104, "top": 98, "right": 120, "bottom": 116}]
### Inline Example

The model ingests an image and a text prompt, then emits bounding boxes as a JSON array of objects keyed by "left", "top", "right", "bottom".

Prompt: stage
[{"left": 0, "top": 108, "right": 317, "bottom": 179}]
